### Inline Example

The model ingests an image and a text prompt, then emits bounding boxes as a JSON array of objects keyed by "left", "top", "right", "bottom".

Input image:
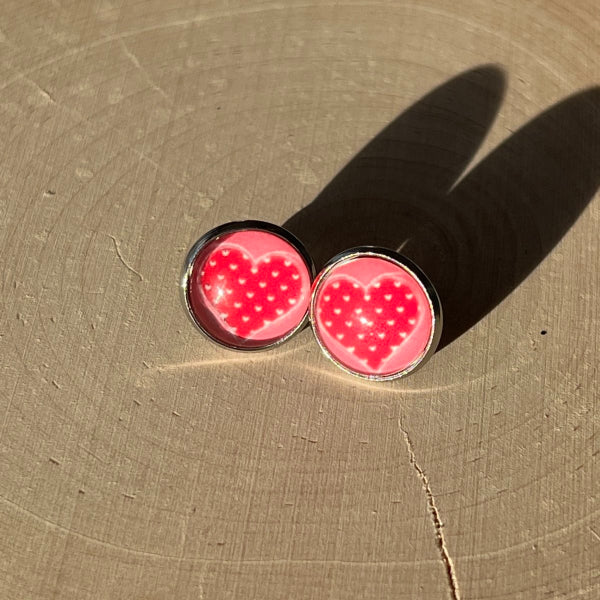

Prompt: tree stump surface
[{"left": 1, "top": 1, "right": 599, "bottom": 598}]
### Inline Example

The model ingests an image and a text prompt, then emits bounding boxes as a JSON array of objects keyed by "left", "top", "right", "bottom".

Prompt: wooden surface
[{"left": 1, "top": 1, "right": 599, "bottom": 598}]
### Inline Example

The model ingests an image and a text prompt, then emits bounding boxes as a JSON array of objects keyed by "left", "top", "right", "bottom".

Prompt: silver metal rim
[
  {"left": 181, "top": 220, "right": 316, "bottom": 352},
  {"left": 309, "top": 247, "right": 443, "bottom": 381}
]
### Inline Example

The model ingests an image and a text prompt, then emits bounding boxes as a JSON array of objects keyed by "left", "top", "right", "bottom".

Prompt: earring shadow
[{"left": 284, "top": 66, "right": 600, "bottom": 348}]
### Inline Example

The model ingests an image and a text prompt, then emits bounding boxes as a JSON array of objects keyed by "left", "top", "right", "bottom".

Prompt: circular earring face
[
  {"left": 182, "top": 221, "right": 315, "bottom": 350},
  {"left": 310, "top": 248, "right": 442, "bottom": 380}
]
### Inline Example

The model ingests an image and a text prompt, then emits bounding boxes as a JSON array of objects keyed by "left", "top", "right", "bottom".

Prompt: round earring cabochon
[
  {"left": 310, "top": 249, "right": 441, "bottom": 380},
  {"left": 182, "top": 222, "right": 314, "bottom": 350}
]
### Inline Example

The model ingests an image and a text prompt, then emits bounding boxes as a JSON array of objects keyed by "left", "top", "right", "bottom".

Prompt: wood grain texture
[{"left": 1, "top": 1, "right": 599, "bottom": 598}]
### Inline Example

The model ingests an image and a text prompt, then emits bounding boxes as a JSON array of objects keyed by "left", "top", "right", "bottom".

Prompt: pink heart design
[
  {"left": 317, "top": 274, "right": 421, "bottom": 369},
  {"left": 199, "top": 245, "right": 304, "bottom": 338}
]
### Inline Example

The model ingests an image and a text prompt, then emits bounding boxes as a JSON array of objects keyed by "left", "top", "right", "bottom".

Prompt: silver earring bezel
[
  {"left": 181, "top": 220, "right": 316, "bottom": 352},
  {"left": 309, "top": 247, "right": 442, "bottom": 381}
]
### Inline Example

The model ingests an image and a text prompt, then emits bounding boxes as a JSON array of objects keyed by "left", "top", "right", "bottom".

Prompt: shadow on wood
[{"left": 284, "top": 66, "right": 600, "bottom": 348}]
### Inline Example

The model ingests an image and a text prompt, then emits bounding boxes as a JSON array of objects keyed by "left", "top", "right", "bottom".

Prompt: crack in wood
[
  {"left": 107, "top": 234, "right": 144, "bottom": 281},
  {"left": 399, "top": 419, "right": 461, "bottom": 600}
]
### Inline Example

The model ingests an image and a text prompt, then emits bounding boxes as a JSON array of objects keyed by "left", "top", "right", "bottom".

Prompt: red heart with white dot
[
  {"left": 199, "top": 246, "right": 304, "bottom": 338},
  {"left": 317, "top": 275, "right": 420, "bottom": 369}
]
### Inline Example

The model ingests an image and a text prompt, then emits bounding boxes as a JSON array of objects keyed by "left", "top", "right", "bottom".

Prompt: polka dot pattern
[
  {"left": 318, "top": 275, "right": 420, "bottom": 369},
  {"left": 186, "top": 227, "right": 312, "bottom": 349},
  {"left": 312, "top": 254, "right": 435, "bottom": 378},
  {"left": 199, "top": 246, "right": 304, "bottom": 338}
]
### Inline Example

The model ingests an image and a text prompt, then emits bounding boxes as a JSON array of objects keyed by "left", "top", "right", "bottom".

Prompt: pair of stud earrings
[{"left": 181, "top": 220, "right": 442, "bottom": 381}]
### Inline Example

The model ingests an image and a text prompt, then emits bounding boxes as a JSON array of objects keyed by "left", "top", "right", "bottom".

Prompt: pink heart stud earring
[
  {"left": 181, "top": 221, "right": 315, "bottom": 350},
  {"left": 309, "top": 247, "right": 442, "bottom": 380}
]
